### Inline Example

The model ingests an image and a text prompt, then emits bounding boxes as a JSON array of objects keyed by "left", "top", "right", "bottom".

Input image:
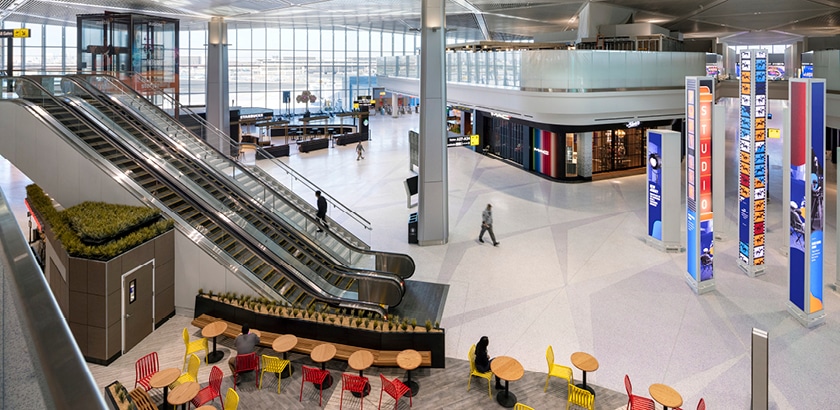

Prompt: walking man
[
  {"left": 316, "top": 190, "right": 328, "bottom": 232},
  {"left": 479, "top": 203, "right": 499, "bottom": 246},
  {"left": 356, "top": 141, "right": 365, "bottom": 160}
]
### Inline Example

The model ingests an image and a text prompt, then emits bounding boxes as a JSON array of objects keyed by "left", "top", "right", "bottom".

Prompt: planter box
[{"left": 195, "top": 295, "right": 446, "bottom": 368}]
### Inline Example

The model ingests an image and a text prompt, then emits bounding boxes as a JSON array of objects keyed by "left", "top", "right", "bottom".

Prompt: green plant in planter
[
  {"left": 411, "top": 318, "right": 417, "bottom": 328},
  {"left": 425, "top": 319, "right": 432, "bottom": 332},
  {"left": 434, "top": 321, "right": 440, "bottom": 329},
  {"left": 197, "top": 288, "right": 204, "bottom": 296},
  {"left": 355, "top": 317, "right": 363, "bottom": 327},
  {"left": 400, "top": 320, "right": 408, "bottom": 331}
]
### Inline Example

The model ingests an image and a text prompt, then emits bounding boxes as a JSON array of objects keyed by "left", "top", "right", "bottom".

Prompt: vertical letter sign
[
  {"left": 686, "top": 77, "right": 716, "bottom": 293},
  {"left": 738, "top": 50, "right": 767, "bottom": 277},
  {"left": 787, "top": 78, "right": 826, "bottom": 328}
]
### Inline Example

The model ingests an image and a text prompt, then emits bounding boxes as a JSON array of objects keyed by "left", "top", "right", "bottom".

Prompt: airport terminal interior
[{"left": 3, "top": 1, "right": 840, "bottom": 409}]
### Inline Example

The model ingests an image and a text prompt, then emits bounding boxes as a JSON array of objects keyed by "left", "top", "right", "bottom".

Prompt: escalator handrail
[
  {"left": 64, "top": 94, "right": 405, "bottom": 302},
  {"left": 57, "top": 80, "right": 405, "bottom": 295},
  {"left": 77, "top": 72, "right": 372, "bottom": 232},
  {"left": 71, "top": 74, "right": 415, "bottom": 278},
  {"left": 9, "top": 77, "right": 390, "bottom": 317}
]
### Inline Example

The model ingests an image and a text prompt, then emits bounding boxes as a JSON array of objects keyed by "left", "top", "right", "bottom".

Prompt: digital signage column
[
  {"left": 787, "top": 78, "right": 826, "bottom": 328},
  {"left": 738, "top": 50, "right": 767, "bottom": 277},
  {"left": 685, "top": 77, "right": 715, "bottom": 294},
  {"left": 646, "top": 129, "right": 680, "bottom": 252}
]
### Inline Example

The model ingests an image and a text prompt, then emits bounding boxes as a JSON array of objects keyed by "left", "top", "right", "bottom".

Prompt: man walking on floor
[
  {"left": 356, "top": 141, "right": 366, "bottom": 160},
  {"left": 316, "top": 190, "right": 328, "bottom": 232},
  {"left": 479, "top": 203, "right": 499, "bottom": 246}
]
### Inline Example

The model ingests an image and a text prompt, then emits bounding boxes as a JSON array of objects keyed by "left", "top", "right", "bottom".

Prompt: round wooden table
[
  {"left": 490, "top": 356, "right": 524, "bottom": 408},
  {"left": 149, "top": 367, "right": 180, "bottom": 408},
  {"left": 201, "top": 321, "right": 228, "bottom": 364},
  {"left": 397, "top": 349, "right": 422, "bottom": 397},
  {"left": 570, "top": 352, "right": 599, "bottom": 396},
  {"left": 310, "top": 343, "right": 336, "bottom": 389},
  {"left": 167, "top": 381, "right": 200, "bottom": 410},
  {"left": 272, "top": 334, "right": 298, "bottom": 379},
  {"left": 348, "top": 350, "right": 374, "bottom": 397},
  {"left": 649, "top": 383, "right": 683, "bottom": 410},
  {"left": 195, "top": 406, "right": 216, "bottom": 410}
]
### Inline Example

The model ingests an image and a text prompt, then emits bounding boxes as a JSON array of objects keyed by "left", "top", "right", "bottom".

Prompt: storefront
[{"left": 475, "top": 110, "right": 674, "bottom": 182}]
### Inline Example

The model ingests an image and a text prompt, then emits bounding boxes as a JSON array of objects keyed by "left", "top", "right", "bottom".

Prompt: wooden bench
[{"left": 192, "top": 314, "right": 432, "bottom": 367}]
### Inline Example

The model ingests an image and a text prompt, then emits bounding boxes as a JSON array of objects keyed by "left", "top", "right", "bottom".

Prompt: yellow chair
[
  {"left": 223, "top": 387, "right": 240, "bottom": 410},
  {"left": 171, "top": 354, "right": 200, "bottom": 388},
  {"left": 259, "top": 354, "right": 290, "bottom": 394},
  {"left": 545, "top": 345, "right": 574, "bottom": 392},
  {"left": 181, "top": 328, "right": 208, "bottom": 371},
  {"left": 514, "top": 404, "right": 535, "bottom": 410},
  {"left": 467, "top": 344, "right": 494, "bottom": 398},
  {"left": 566, "top": 384, "right": 595, "bottom": 410}
]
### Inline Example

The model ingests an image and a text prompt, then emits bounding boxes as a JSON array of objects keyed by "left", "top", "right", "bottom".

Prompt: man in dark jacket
[{"left": 316, "top": 190, "right": 328, "bottom": 232}]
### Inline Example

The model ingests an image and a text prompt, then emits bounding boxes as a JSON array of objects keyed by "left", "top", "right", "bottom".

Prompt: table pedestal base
[
  {"left": 314, "top": 373, "right": 333, "bottom": 390},
  {"left": 207, "top": 350, "right": 224, "bottom": 364},
  {"left": 404, "top": 380, "right": 419, "bottom": 397},
  {"left": 280, "top": 365, "right": 294, "bottom": 379},
  {"left": 576, "top": 383, "right": 595, "bottom": 396},
  {"left": 495, "top": 390, "right": 517, "bottom": 408},
  {"left": 351, "top": 382, "right": 371, "bottom": 398}
]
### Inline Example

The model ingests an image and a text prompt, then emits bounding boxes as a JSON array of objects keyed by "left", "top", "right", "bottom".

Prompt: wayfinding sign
[{"left": 0, "top": 29, "right": 31, "bottom": 38}]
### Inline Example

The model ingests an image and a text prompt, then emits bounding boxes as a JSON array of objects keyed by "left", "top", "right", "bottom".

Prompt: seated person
[
  {"left": 228, "top": 324, "right": 260, "bottom": 378},
  {"left": 474, "top": 336, "right": 503, "bottom": 390}
]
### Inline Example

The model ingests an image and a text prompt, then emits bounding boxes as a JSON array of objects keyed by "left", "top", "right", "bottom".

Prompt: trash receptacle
[{"left": 408, "top": 212, "right": 418, "bottom": 244}]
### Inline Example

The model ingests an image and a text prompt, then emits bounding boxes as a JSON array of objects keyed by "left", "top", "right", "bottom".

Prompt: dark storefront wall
[{"left": 476, "top": 110, "right": 667, "bottom": 181}]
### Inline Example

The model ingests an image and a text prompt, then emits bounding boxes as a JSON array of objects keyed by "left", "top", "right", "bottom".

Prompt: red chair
[
  {"left": 134, "top": 352, "right": 159, "bottom": 391},
  {"left": 697, "top": 398, "right": 706, "bottom": 410},
  {"left": 624, "top": 374, "right": 632, "bottom": 410},
  {"left": 232, "top": 352, "right": 260, "bottom": 390},
  {"left": 378, "top": 374, "right": 411, "bottom": 410},
  {"left": 629, "top": 395, "right": 656, "bottom": 410},
  {"left": 340, "top": 373, "right": 369, "bottom": 410},
  {"left": 190, "top": 366, "right": 223, "bottom": 409},
  {"left": 299, "top": 365, "right": 330, "bottom": 406}
]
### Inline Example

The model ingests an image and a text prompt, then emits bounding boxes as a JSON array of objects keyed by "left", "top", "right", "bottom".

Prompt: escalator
[
  {"left": 77, "top": 73, "right": 415, "bottom": 281},
  {"left": 9, "top": 76, "right": 396, "bottom": 316},
  {"left": 53, "top": 77, "right": 404, "bottom": 307}
]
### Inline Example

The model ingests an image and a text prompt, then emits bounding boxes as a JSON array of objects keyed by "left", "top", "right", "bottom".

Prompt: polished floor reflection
[{"left": 0, "top": 98, "right": 837, "bottom": 408}]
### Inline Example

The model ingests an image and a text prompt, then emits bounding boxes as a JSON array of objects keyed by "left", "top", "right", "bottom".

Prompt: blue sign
[{"left": 648, "top": 131, "right": 663, "bottom": 240}]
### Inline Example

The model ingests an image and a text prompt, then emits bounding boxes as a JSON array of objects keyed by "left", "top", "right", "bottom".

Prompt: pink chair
[
  {"left": 340, "top": 373, "right": 369, "bottom": 410},
  {"left": 697, "top": 398, "right": 706, "bottom": 410},
  {"left": 629, "top": 395, "right": 656, "bottom": 410},
  {"left": 190, "top": 366, "right": 223, "bottom": 409},
  {"left": 232, "top": 352, "right": 260, "bottom": 390},
  {"left": 378, "top": 374, "right": 411, "bottom": 410},
  {"left": 134, "top": 352, "right": 159, "bottom": 391},
  {"left": 300, "top": 365, "right": 331, "bottom": 406}
]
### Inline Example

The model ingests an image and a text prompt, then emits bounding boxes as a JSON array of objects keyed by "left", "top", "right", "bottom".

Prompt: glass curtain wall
[
  {"left": 0, "top": 21, "right": 77, "bottom": 74},
  {"left": 179, "top": 22, "right": 418, "bottom": 112}
]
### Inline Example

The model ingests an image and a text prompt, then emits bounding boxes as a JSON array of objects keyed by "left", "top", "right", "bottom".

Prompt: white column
[
  {"left": 206, "top": 17, "right": 231, "bottom": 154},
  {"left": 392, "top": 93, "right": 399, "bottom": 118},
  {"left": 417, "top": 0, "right": 448, "bottom": 246},
  {"left": 713, "top": 104, "right": 727, "bottom": 241}
]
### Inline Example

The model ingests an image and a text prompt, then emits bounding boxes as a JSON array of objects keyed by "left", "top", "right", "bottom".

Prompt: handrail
[
  {"left": 7, "top": 75, "right": 394, "bottom": 315},
  {"left": 103, "top": 72, "right": 372, "bottom": 231},
  {"left": 0, "top": 184, "right": 107, "bottom": 408}
]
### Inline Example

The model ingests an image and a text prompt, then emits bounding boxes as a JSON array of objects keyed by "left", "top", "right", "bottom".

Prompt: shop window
[{"left": 592, "top": 128, "right": 646, "bottom": 173}]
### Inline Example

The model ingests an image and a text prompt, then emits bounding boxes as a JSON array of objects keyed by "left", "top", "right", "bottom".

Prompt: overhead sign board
[
  {"left": 447, "top": 135, "right": 473, "bottom": 147},
  {"left": 0, "top": 29, "right": 31, "bottom": 38}
]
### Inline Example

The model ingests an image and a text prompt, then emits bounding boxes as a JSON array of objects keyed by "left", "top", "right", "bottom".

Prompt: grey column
[
  {"left": 206, "top": 17, "right": 231, "bottom": 154},
  {"left": 418, "top": 0, "right": 448, "bottom": 246},
  {"left": 392, "top": 93, "right": 399, "bottom": 118}
]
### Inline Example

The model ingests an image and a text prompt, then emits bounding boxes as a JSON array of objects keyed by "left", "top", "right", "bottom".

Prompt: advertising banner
[
  {"left": 532, "top": 129, "right": 559, "bottom": 178},
  {"left": 787, "top": 79, "right": 825, "bottom": 327},
  {"left": 647, "top": 131, "right": 662, "bottom": 240},
  {"left": 686, "top": 77, "right": 716, "bottom": 292},
  {"left": 738, "top": 50, "right": 767, "bottom": 277}
]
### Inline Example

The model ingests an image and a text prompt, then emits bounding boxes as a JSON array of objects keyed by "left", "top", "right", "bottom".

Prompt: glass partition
[{"left": 380, "top": 49, "right": 705, "bottom": 91}]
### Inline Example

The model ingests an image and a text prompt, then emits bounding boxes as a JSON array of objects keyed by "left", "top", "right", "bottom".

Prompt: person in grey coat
[{"left": 479, "top": 203, "right": 499, "bottom": 246}]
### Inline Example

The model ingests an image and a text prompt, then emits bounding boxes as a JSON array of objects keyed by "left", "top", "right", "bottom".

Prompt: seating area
[{"left": 91, "top": 314, "right": 712, "bottom": 409}]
